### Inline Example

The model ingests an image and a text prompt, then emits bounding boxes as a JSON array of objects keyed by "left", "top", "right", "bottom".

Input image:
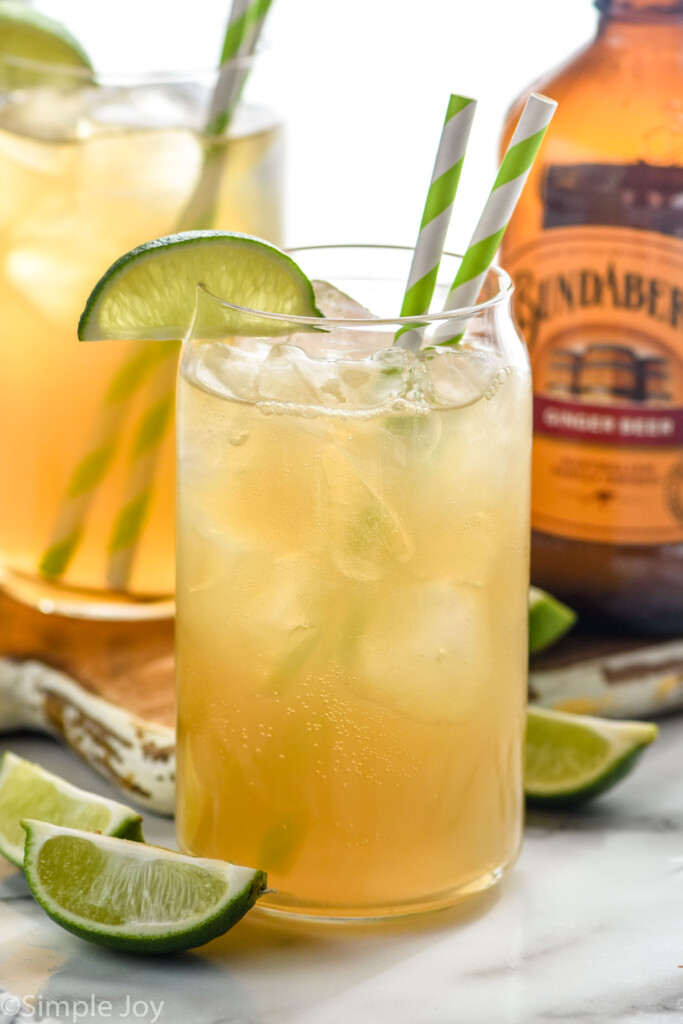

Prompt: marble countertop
[{"left": 1, "top": 723, "right": 682, "bottom": 1024}]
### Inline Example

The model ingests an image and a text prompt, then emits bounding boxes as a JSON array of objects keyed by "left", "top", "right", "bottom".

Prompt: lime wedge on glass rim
[
  {"left": 78, "top": 231, "right": 323, "bottom": 342},
  {"left": 525, "top": 706, "right": 658, "bottom": 807},
  {"left": 0, "top": 0, "right": 92, "bottom": 86},
  {"left": 0, "top": 752, "right": 143, "bottom": 869},
  {"left": 22, "top": 820, "right": 267, "bottom": 954}
]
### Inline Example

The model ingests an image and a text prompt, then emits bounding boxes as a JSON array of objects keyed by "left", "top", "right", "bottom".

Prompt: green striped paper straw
[
  {"left": 434, "top": 92, "right": 557, "bottom": 346},
  {"left": 176, "top": 0, "right": 273, "bottom": 230},
  {"left": 40, "top": 0, "right": 276, "bottom": 587},
  {"left": 105, "top": 354, "right": 177, "bottom": 591},
  {"left": 105, "top": 0, "right": 276, "bottom": 590},
  {"left": 206, "top": 0, "right": 274, "bottom": 137},
  {"left": 39, "top": 343, "right": 173, "bottom": 579},
  {"left": 394, "top": 94, "right": 476, "bottom": 352}
]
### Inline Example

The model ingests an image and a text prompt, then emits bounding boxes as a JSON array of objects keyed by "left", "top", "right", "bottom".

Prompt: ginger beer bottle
[{"left": 501, "top": 0, "right": 683, "bottom": 634}]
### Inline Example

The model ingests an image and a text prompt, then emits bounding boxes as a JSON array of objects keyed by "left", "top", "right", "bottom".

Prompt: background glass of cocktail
[
  {"left": 0, "top": 8, "right": 282, "bottom": 618},
  {"left": 176, "top": 244, "right": 531, "bottom": 919}
]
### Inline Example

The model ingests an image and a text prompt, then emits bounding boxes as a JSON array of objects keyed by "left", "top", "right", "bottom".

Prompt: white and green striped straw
[
  {"left": 105, "top": 354, "right": 177, "bottom": 591},
  {"left": 177, "top": 0, "right": 273, "bottom": 230},
  {"left": 105, "top": 0, "right": 276, "bottom": 590},
  {"left": 394, "top": 94, "right": 476, "bottom": 352},
  {"left": 39, "top": 343, "right": 172, "bottom": 580},
  {"left": 434, "top": 92, "right": 557, "bottom": 346},
  {"left": 206, "top": 0, "right": 273, "bottom": 137}
]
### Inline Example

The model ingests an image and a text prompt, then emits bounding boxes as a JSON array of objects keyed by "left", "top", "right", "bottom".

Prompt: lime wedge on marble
[
  {"left": 78, "top": 231, "right": 323, "bottom": 341},
  {"left": 525, "top": 706, "right": 658, "bottom": 807},
  {"left": 528, "top": 586, "right": 576, "bottom": 654},
  {"left": 0, "top": 752, "right": 143, "bottom": 868},
  {"left": 22, "top": 821, "right": 266, "bottom": 954}
]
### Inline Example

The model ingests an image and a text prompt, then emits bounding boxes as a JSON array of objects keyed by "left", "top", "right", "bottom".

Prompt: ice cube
[
  {"left": 382, "top": 407, "right": 442, "bottom": 465},
  {"left": 428, "top": 346, "right": 505, "bottom": 408},
  {"left": 353, "top": 581, "right": 493, "bottom": 724},
  {"left": 192, "top": 338, "right": 263, "bottom": 404},
  {"left": 231, "top": 550, "right": 328, "bottom": 693},
  {"left": 0, "top": 87, "right": 92, "bottom": 141},
  {"left": 0, "top": 129, "right": 74, "bottom": 231},
  {"left": 84, "top": 83, "right": 204, "bottom": 132},
  {"left": 258, "top": 343, "right": 329, "bottom": 406},
  {"left": 318, "top": 446, "right": 413, "bottom": 581},
  {"left": 312, "top": 280, "right": 379, "bottom": 320}
]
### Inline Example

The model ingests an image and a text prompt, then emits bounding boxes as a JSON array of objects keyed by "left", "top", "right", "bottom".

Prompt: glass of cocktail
[
  {"left": 175, "top": 244, "right": 531, "bottom": 919},
  {"left": 0, "top": 3, "right": 282, "bottom": 618}
]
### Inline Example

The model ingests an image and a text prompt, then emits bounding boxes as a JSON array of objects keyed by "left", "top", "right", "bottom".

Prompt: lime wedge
[
  {"left": 0, "top": 752, "right": 143, "bottom": 869},
  {"left": 0, "top": 0, "right": 92, "bottom": 87},
  {"left": 528, "top": 586, "right": 576, "bottom": 654},
  {"left": 525, "top": 706, "right": 658, "bottom": 807},
  {"left": 78, "top": 231, "right": 323, "bottom": 342},
  {"left": 22, "top": 821, "right": 267, "bottom": 954}
]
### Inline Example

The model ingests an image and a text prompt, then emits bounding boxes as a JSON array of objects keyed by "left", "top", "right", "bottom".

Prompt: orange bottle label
[{"left": 507, "top": 225, "right": 683, "bottom": 545}]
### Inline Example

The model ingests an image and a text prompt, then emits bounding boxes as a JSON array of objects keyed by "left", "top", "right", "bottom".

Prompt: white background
[{"left": 43, "top": 0, "right": 597, "bottom": 251}]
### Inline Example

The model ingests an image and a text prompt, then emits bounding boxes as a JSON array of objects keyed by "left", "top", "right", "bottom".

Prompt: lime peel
[
  {"left": 22, "top": 820, "right": 267, "bottom": 954},
  {"left": 525, "top": 705, "right": 658, "bottom": 807},
  {"left": 528, "top": 586, "right": 576, "bottom": 654},
  {"left": 78, "top": 231, "right": 324, "bottom": 342},
  {"left": 0, "top": 0, "right": 92, "bottom": 86},
  {"left": 0, "top": 752, "right": 143, "bottom": 869}
]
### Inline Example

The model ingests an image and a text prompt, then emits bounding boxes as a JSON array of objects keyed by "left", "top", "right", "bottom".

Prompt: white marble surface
[{"left": 0, "top": 723, "right": 682, "bottom": 1024}]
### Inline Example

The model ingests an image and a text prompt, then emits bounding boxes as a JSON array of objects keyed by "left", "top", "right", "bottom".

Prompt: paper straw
[
  {"left": 104, "top": 0, "right": 275, "bottom": 590},
  {"left": 176, "top": 0, "right": 273, "bottom": 230},
  {"left": 105, "top": 354, "right": 177, "bottom": 590},
  {"left": 206, "top": 0, "right": 273, "bottom": 137},
  {"left": 40, "top": 1, "right": 275, "bottom": 588},
  {"left": 433, "top": 92, "right": 557, "bottom": 346},
  {"left": 394, "top": 94, "right": 476, "bottom": 352},
  {"left": 39, "top": 344, "right": 172, "bottom": 579}
]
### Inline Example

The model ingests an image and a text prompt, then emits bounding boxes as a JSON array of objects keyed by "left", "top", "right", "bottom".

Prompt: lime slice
[
  {"left": 22, "top": 821, "right": 267, "bottom": 954},
  {"left": 0, "top": 0, "right": 92, "bottom": 87},
  {"left": 528, "top": 586, "right": 576, "bottom": 654},
  {"left": 0, "top": 752, "right": 143, "bottom": 869},
  {"left": 78, "top": 231, "right": 323, "bottom": 342},
  {"left": 525, "top": 706, "right": 658, "bottom": 807}
]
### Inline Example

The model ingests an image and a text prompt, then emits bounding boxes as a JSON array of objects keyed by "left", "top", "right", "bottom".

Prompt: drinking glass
[
  {"left": 175, "top": 245, "right": 531, "bottom": 919},
  {"left": 0, "top": 15, "right": 283, "bottom": 618}
]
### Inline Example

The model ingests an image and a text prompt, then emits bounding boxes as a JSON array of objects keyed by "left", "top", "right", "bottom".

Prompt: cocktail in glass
[
  {"left": 175, "top": 245, "right": 531, "bottom": 919},
  {"left": 0, "top": 36, "right": 282, "bottom": 617}
]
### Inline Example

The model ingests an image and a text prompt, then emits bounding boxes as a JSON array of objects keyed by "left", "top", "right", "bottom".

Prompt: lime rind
[
  {"left": 525, "top": 706, "right": 658, "bottom": 807},
  {"left": 0, "top": 0, "right": 92, "bottom": 85},
  {"left": 528, "top": 586, "right": 576, "bottom": 654},
  {"left": 78, "top": 231, "right": 324, "bottom": 342},
  {"left": 22, "top": 821, "right": 266, "bottom": 954},
  {"left": 0, "top": 752, "right": 143, "bottom": 868}
]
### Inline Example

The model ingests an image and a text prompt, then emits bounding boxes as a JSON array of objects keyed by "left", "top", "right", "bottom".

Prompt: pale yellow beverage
[
  {"left": 176, "top": 249, "right": 532, "bottom": 918},
  {"left": 0, "top": 75, "right": 282, "bottom": 616}
]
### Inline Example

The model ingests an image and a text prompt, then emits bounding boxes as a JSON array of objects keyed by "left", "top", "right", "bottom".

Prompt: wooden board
[{"left": 0, "top": 591, "right": 175, "bottom": 727}]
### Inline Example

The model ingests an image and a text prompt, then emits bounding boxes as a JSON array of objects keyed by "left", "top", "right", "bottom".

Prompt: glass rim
[
  {"left": 195, "top": 244, "right": 515, "bottom": 331},
  {"left": 0, "top": 50, "right": 258, "bottom": 84}
]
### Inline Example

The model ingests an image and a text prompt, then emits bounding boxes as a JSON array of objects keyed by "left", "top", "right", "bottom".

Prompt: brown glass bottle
[{"left": 501, "top": 0, "right": 683, "bottom": 635}]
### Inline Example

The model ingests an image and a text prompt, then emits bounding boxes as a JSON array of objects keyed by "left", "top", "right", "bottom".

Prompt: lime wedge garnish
[
  {"left": 22, "top": 820, "right": 267, "bottom": 954},
  {"left": 0, "top": 752, "right": 143, "bottom": 868},
  {"left": 525, "top": 706, "right": 658, "bottom": 807},
  {"left": 0, "top": 0, "right": 92, "bottom": 86},
  {"left": 78, "top": 231, "right": 323, "bottom": 341},
  {"left": 528, "top": 586, "right": 576, "bottom": 654}
]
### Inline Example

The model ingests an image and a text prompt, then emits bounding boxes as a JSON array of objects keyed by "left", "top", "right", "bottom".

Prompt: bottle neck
[{"left": 595, "top": 0, "right": 683, "bottom": 21}]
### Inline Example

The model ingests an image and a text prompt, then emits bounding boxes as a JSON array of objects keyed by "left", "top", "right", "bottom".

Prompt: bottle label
[{"left": 509, "top": 225, "right": 683, "bottom": 545}]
